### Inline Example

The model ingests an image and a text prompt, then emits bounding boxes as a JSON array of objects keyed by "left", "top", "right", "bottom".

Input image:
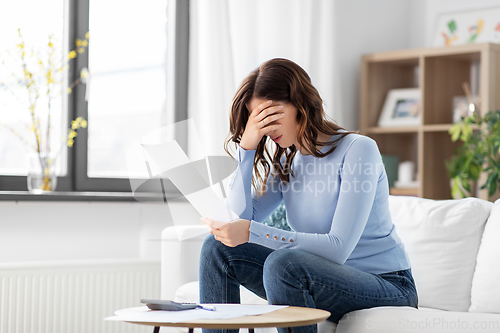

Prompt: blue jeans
[{"left": 199, "top": 235, "right": 418, "bottom": 333}]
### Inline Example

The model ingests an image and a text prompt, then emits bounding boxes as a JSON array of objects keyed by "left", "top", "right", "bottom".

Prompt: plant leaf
[
  {"left": 481, "top": 172, "right": 496, "bottom": 191},
  {"left": 470, "top": 163, "right": 481, "bottom": 180},
  {"left": 449, "top": 123, "right": 462, "bottom": 142},
  {"left": 489, "top": 174, "right": 498, "bottom": 197},
  {"left": 460, "top": 123, "right": 473, "bottom": 142},
  {"left": 461, "top": 177, "right": 471, "bottom": 192},
  {"left": 451, "top": 177, "right": 462, "bottom": 198}
]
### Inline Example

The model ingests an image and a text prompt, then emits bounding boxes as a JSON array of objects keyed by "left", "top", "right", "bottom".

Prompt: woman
[{"left": 200, "top": 58, "right": 418, "bottom": 333}]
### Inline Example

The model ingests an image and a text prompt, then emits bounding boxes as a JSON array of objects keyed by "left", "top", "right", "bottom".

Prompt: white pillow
[
  {"left": 388, "top": 196, "right": 492, "bottom": 311},
  {"left": 470, "top": 198, "right": 500, "bottom": 313}
]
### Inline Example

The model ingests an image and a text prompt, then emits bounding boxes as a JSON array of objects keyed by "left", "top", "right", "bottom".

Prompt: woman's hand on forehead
[{"left": 239, "top": 99, "right": 285, "bottom": 150}]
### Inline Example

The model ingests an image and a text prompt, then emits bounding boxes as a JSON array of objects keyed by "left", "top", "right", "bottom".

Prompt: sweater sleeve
[
  {"left": 248, "top": 137, "right": 382, "bottom": 265},
  {"left": 225, "top": 145, "right": 283, "bottom": 222}
]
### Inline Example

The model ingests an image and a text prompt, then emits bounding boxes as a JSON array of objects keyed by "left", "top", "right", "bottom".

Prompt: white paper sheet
[
  {"left": 105, "top": 304, "right": 288, "bottom": 323},
  {"left": 142, "top": 141, "right": 238, "bottom": 223}
]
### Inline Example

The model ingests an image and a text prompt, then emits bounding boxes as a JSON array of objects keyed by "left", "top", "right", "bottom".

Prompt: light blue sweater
[{"left": 226, "top": 133, "right": 411, "bottom": 274}]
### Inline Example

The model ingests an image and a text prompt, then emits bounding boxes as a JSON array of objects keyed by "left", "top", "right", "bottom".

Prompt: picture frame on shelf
[{"left": 378, "top": 88, "right": 421, "bottom": 127}]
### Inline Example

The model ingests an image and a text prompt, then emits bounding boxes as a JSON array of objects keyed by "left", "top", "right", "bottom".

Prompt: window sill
[{"left": 0, "top": 191, "right": 178, "bottom": 202}]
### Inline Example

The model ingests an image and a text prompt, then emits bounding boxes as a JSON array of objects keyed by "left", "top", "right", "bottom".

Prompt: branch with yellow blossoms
[{"left": 0, "top": 29, "right": 90, "bottom": 190}]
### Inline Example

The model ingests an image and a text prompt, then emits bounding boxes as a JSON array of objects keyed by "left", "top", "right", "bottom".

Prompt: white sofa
[{"left": 161, "top": 195, "right": 500, "bottom": 333}]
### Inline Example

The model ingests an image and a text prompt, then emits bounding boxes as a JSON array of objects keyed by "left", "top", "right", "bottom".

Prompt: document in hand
[{"left": 142, "top": 140, "right": 239, "bottom": 223}]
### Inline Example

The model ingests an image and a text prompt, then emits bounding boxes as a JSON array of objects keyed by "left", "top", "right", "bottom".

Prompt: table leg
[
  {"left": 189, "top": 329, "right": 194, "bottom": 333},
  {"left": 249, "top": 329, "right": 255, "bottom": 333},
  {"left": 153, "top": 327, "right": 160, "bottom": 333}
]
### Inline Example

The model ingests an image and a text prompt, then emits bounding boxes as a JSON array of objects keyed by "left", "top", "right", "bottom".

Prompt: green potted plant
[{"left": 447, "top": 110, "right": 500, "bottom": 199}]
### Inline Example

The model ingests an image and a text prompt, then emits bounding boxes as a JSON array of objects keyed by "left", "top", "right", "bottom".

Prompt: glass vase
[{"left": 27, "top": 152, "right": 57, "bottom": 194}]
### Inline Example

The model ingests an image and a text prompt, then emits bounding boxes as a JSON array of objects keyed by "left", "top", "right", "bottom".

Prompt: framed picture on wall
[
  {"left": 378, "top": 88, "right": 421, "bottom": 127},
  {"left": 433, "top": 7, "right": 500, "bottom": 47}
]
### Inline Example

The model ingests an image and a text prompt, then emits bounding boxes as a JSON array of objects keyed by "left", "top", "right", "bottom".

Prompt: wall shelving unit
[{"left": 359, "top": 43, "right": 500, "bottom": 200}]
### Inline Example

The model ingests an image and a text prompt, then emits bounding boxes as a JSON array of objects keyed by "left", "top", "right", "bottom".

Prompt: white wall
[
  {"left": 0, "top": 200, "right": 200, "bottom": 263},
  {"left": 334, "top": 0, "right": 413, "bottom": 131},
  {"left": 407, "top": 0, "right": 428, "bottom": 49}
]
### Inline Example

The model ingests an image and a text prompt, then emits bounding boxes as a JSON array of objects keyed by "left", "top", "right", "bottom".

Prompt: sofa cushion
[
  {"left": 263, "top": 202, "right": 292, "bottom": 231},
  {"left": 337, "top": 306, "right": 500, "bottom": 333},
  {"left": 470, "top": 198, "right": 500, "bottom": 313},
  {"left": 388, "top": 196, "right": 492, "bottom": 312}
]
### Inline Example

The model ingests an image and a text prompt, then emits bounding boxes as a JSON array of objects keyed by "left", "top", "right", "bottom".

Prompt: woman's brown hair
[{"left": 224, "top": 58, "right": 354, "bottom": 195}]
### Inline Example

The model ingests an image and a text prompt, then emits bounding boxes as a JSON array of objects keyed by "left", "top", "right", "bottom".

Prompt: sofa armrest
[{"left": 161, "top": 225, "right": 209, "bottom": 300}]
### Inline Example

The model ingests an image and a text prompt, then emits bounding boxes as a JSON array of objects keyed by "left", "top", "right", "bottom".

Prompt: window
[
  {"left": 0, "top": 0, "right": 68, "bottom": 189},
  {"left": 0, "top": 0, "right": 184, "bottom": 194},
  {"left": 86, "top": 0, "right": 168, "bottom": 179},
  {"left": 76, "top": 0, "right": 171, "bottom": 191}
]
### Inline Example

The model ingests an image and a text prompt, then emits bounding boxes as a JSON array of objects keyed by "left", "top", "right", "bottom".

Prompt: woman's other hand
[
  {"left": 239, "top": 100, "right": 284, "bottom": 151},
  {"left": 202, "top": 217, "right": 251, "bottom": 247}
]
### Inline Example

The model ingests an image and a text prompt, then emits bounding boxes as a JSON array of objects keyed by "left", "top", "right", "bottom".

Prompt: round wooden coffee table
[{"left": 125, "top": 306, "right": 330, "bottom": 333}]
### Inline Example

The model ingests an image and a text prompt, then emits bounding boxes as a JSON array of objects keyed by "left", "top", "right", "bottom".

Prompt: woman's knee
[
  {"left": 264, "top": 248, "right": 294, "bottom": 270},
  {"left": 201, "top": 234, "right": 216, "bottom": 250},
  {"left": 263, "top": 249, "right": 303, "bottom": 286},
  {"left": 200, "top": 235, "right": 229, "bottom": 280},
  {"left": 201, "top": 234, "right": 224, "bottom": 260}
]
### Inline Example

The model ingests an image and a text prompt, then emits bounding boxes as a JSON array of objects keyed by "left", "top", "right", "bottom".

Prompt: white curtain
[{"left": 188, "top": 0, "right": 339, "bottom": 157}]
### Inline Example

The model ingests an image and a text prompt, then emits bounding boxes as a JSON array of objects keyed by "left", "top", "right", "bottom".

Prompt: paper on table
[
  {"left": 142, "top": 141, "right": 239, "bottom": 223},
  {"left": 105, "top": 304, "right": 289, "bottom": 323}
]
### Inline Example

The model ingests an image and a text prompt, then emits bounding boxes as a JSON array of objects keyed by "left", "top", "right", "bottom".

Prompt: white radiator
[{"left": 0, "top": 259, "right": 160, "bottom": 333}]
